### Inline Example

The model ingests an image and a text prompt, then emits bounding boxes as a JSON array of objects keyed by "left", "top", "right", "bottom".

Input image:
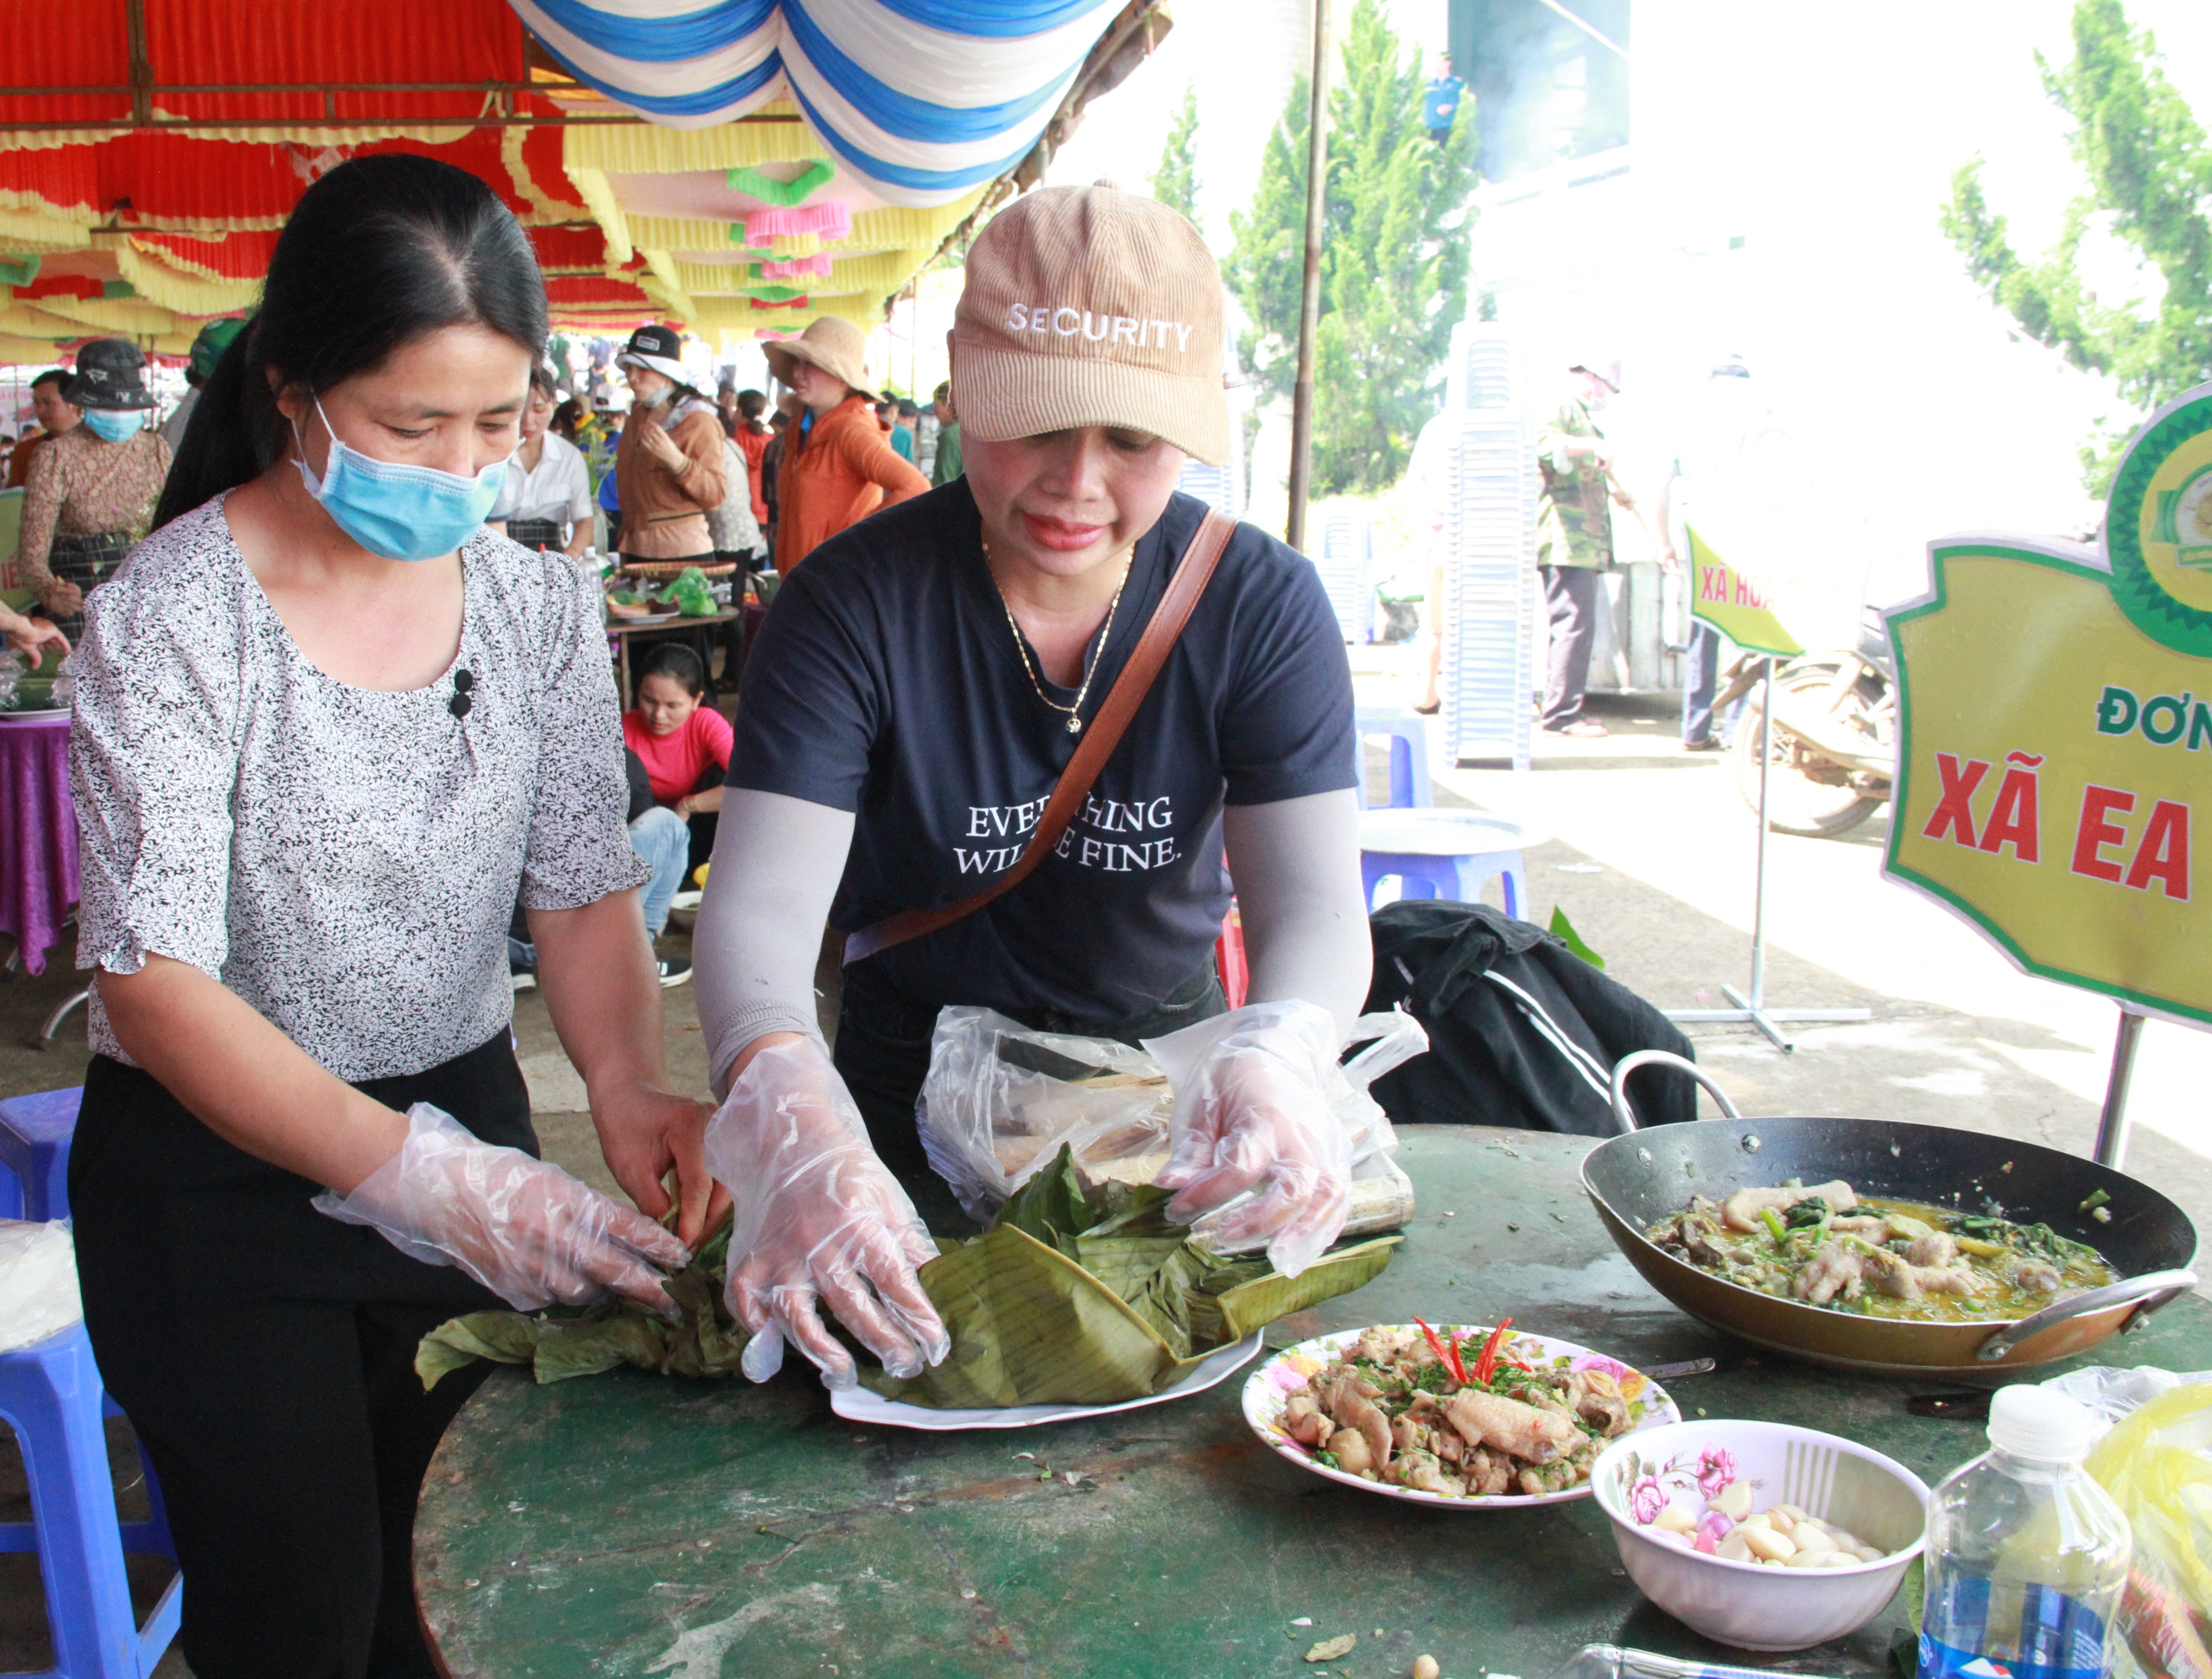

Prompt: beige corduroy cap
[
  {"left": 951, "top": 184, "right": 1229, "bottom": 466},
  {"left": 762, "top": 316, "right": 878, "bottom": 402}
]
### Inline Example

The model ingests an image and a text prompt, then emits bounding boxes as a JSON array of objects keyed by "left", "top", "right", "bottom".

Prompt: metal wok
[{"left": 1581, "top": 1052, "right": 2199, "bottom": 1376}]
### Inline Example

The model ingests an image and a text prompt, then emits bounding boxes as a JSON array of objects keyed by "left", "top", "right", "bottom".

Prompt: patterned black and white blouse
[{"left": 70, "top": 496, "right": 650, "bottom": 1082}]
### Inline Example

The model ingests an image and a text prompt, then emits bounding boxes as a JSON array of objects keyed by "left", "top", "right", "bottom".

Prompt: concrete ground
[
  {"left": 1349, "top": 643, "right": 2212, "bottom": 1241},
  {"left": 0, "top": 652, "right": 2208, "bottom": 1669}
]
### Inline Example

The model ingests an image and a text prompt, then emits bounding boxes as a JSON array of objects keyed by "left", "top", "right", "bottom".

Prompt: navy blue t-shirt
[{"left": 732, "top": 483, "right": 1354, "bottom": 1021}]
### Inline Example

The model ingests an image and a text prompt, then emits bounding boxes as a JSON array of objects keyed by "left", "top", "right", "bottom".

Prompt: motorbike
[{"left": 1712, "top": 603, "right": 1897, "bottom": 839}]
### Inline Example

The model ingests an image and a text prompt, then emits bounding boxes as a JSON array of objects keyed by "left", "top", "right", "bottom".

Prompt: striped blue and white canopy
[{"left": 510, "top": 0, "right": 1124, "bottom": 205}]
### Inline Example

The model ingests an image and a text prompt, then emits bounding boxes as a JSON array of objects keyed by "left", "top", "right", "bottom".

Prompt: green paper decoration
[{"left": 724, "top": 160, "right": 835, "bottom": 207}]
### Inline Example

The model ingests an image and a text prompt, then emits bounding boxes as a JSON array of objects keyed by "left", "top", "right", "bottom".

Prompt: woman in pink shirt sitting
[{"left": 622, "top": 645, "right": 732, "bottom": 930}]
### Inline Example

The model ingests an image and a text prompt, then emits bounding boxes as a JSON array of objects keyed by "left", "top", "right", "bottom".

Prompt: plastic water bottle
[{"left": 1920, "top": 1385, "right": 2132, "bottom": 1679}]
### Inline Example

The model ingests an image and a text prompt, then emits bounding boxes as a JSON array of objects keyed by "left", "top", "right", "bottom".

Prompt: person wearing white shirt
[{"left": 489, "top": 366, "right": 594, "bottom": 558}]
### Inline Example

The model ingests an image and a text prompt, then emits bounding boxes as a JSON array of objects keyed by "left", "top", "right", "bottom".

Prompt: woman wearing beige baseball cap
[{"left": 690, "top": 185, "right": 1372, "bottom": 1391}]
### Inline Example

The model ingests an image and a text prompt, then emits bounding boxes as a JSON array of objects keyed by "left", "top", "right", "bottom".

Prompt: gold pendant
[{"left": 1067, "top": 716, "right": 1083, "bottom": 735}]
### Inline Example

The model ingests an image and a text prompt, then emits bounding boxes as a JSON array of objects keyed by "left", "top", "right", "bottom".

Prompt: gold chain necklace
[{"left": 982, "top": 533, "right": 1132, "bottom": 735}]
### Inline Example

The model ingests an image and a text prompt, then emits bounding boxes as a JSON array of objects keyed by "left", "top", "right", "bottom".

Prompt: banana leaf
[
  {"left": 416, "top": 1145, "right": 1401, "bottom": 1404},
  {"left": 414, "top": 1229, "right": 748, "bottom": 1391},
  {"left": 858, "top": 1144, "right": 1401, "bottom": 1406}
]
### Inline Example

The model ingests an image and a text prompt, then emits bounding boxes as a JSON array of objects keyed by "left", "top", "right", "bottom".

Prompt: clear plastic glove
[
  {"left": 312, "top": 1102, "right": 691, "bottom": 1312},
  {"left": 703, "top": 1035, "right": 949, "bottom": 1391},
  {"left": 1145, "top": 1000, "right": 1355, "bottom": 1278}
]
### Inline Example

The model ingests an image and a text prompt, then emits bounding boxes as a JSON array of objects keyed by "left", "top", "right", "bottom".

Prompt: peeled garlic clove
[
  {"left": 1647, "top": 1527, "right": 1691, "bottom": 1549},
  {"left": 1817, "top": 1551, "right": 1862, "bottom": 1568},
  {"left": 1767, "top": 1507, "right": 1796, "bottom": 1535},
  {"left": 1743, "top": 1526, "right": 1797, "bottom": 1563},
  {"left": 1785, "top": 1548, "right": 1835, "bottom": 1568},
  {"left": 1790, "top": 1528, "right": 1836, "bottom": 1559},
  {"left": 1739, "top": 1512, "right": 1773, "bottom": 1534},
  {"left": 1775, "top": 1503, "right": 1811, "bottom": 1525},
  {"left": 1854, "top": 1545, "right": 1885, "bottom": 1563},
  {"left": 1654, "top": 1504, "right": 1696, "bottom": 1534},
  {"left": 1708, "top": 1479, "right": 1755, "bottom": 1520},
  {"left": 1716, "top": 1530, "right": 1754, "bottom": 1563}
]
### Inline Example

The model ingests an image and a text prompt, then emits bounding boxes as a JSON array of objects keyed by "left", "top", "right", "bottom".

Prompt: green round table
[{"left": 416, "top": 1126, "right": 2210, "bottom": 1679}]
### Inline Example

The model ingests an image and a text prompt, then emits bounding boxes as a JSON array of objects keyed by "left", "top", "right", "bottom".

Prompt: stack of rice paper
[{"left": 415, "top": 1145, "right": 1399, "bottom": 1406}]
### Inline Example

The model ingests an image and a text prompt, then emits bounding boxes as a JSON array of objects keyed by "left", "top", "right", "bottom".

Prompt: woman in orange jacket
[{"left": 765, "top": 317, "right": 927, "bottom": 572}]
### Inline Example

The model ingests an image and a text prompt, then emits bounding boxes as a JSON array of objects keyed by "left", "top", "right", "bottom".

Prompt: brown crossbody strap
[{"left": 843, "top": 508, "right": 1238, "bottom": 967}]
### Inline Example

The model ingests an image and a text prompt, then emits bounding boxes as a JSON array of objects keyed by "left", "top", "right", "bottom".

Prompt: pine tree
[
  {"left": 1152, "top": 82, "right": 1200, "bottom": 221},
  {"left": 1224, "top": 0, "right": 1476, "bottom": 496},
  {"left": 1941, "top": 0, "right": 2212, "bottom": 493}
]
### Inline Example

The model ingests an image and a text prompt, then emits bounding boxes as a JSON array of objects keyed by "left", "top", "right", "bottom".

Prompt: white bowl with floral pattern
[
  {"left": 1591, "top": 1418, "right": 1932, "bottom": 1651},
  {"left": 1241, "top": 1324, "right": 1680, "bottom": 1508}
]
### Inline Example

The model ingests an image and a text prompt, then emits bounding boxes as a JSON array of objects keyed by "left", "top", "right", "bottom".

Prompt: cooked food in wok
[
  {"left": 1280, "top": 1321, "right": 1636, "bottom": 1498},
  {"left": 1642, "top": 1179, "right": 2118, "bottom": 1322}
]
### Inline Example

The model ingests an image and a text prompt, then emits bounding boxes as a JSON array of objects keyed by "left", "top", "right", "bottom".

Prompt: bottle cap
[{"left": 1987, "top": 1384, "right": 2093, "bottom": 1461}]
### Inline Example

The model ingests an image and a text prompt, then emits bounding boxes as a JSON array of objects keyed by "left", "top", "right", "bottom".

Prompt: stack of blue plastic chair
[{"left": 0, "top": 1088, "right": 181, "bottom": 1678}]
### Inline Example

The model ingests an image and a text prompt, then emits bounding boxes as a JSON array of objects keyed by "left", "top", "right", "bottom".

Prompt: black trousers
[
  {"left": 69, "top": 1034, "right": 534, "bottom": 1679},
  {"left": 833, "top": 957, "right": 1225, "bottom": 1232}
]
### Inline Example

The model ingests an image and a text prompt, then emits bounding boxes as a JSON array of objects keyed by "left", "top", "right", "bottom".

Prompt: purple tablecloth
[{"left": 0, "top": 714, "right": 78, "bottom": 976}]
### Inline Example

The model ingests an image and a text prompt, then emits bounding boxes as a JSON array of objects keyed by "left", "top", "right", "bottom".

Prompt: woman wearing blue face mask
[
  {"left": 68, "top": 154, "right": 714, "bottom": 1679},
  {"left": 16, "top": 338, "right": 170, "bottom": 643}
]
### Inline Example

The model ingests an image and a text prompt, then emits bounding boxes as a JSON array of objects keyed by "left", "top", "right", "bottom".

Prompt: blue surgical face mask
[
  {"left": 83, "top": 408, "right": 145, "bottom": 442},
  {"left": 293, "top": 398, "right": 509, "bottom": 562}
]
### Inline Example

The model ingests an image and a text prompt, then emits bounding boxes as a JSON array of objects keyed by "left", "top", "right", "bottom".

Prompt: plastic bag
[
  {"left": 0, "top": 1220, "right": 82, "bottom": 1353},
  {"left": 2079, "top": 1377, "right": 2212, "bottom": 1679},
  {"left": 916, "top": 1005, "right": 1426, "bottom": 1240},
  {"left": 653, "top": 566, "right": 717, "bottom": 619},
  {"left": 917, "top": 1009, "right": 1174, "bottom": 1219}
]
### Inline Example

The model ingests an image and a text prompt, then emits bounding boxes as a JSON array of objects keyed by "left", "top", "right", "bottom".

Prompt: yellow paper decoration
[
  {"left": 562, "top": 109, "right": 815, "bottom": 178},
  {"left": 0, "top": 333, "right": 72, "bottom": 362},
  {"left": 110, "top": 241, "right": 261, "bottom": 316},
  {"left": 568, "top": 167, "right": 634, "bottom": 266}
]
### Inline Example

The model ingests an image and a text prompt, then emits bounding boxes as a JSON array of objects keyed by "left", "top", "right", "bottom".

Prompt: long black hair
[{"left": 155, "top": 153, "right": 547, "bottom": 529}]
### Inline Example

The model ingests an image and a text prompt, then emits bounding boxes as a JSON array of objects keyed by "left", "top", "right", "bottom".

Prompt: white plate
[
  {"left": 1242, "top": 1324, "right": 1681, "bottom": 1509},
  {"left": 830, "top": 1330, "right": 1267, "bottom": 1432},
  {"left": 611, "top": 609, "right": 683, "bottom": 627}
]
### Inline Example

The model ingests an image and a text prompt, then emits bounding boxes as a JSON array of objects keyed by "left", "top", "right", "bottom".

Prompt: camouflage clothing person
[
  {"left": 1536, "top": 359, "right": 1628, "bottom": 736},
  {"left": 1538, "top": 394, "right": 1614, "bottom": 570}
]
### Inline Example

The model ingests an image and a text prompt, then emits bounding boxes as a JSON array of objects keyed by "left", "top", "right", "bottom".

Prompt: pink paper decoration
[
  {"left": 742, "top": 202, "right": 853, "bottom": 244},
  {"left": 761, "top": 253, "right": 835, "bottom": 281}
]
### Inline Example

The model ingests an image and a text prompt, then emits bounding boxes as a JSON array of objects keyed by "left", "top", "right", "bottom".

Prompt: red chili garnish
[
  {"left": 1414, "top": 1317, "right": 1469, "bottom": 1385},
  {"left": 1473, "top": 1316, "right": 1515, "bottom": 1385}
]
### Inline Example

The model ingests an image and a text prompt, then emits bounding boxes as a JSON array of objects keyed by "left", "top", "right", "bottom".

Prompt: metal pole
[
  {"left": 1284, "top": 0, "right": 1330, "bottom": 553},
  {"left": 1668, "top": 658, "right": 1871, "bottom": 1046},
  {"left": 2094, "top": 1007, "right": 2145, "bottom": 1169},
  {"left": 1749, "top": 657, "right": 1772, "bottom": 1011}
]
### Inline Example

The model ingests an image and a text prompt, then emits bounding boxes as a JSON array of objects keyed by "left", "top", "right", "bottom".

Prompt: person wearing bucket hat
[
  {"left": 159, "top": 316, "right": 247, "bottom": 451},
  {"left": 690, "top": 184, "right": 1370, "bottom": 1393},
  {"left": 763, "top": 315, "right": 928, "bottom": 571},
  {"left": 17, "top": 339, "right": 172, "bottom": 643},
  {"left": 610, "top": 322, "right": 728, "bottom": 575}
]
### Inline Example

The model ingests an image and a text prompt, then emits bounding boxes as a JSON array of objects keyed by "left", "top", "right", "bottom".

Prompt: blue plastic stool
[
  {"left": 1351, "top": 708, "right": 1433, "bottom": 811},
  {"left": 0, "top": 1089, "right": 80, "bottom": 1223},
  {"left": 1359, "top": 809, "right": 1531, "bottom": 919},
  {"left": 0, "top": 1322, "right": 179, "bottom": 1677}
]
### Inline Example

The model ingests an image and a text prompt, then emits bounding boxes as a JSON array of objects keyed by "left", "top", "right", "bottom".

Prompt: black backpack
[{"left": 1363, "top": 900, "right": 1697, "bottom": 1134}]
